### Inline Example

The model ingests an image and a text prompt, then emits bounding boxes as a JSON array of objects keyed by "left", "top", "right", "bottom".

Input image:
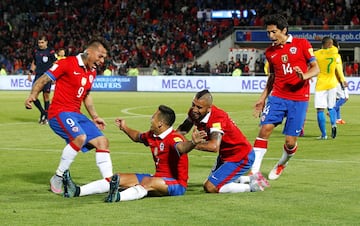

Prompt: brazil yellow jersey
[{"left": 314, "top": 46, "right": 344, "bottom": 91}]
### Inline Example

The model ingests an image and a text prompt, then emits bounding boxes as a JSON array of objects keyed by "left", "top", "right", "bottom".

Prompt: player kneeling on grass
[
  {"left": 62, "top": 105, "right": 207, "bottom": 201},
  {"left": 176, "top": 89, "right": 270, "bottom": 193}
]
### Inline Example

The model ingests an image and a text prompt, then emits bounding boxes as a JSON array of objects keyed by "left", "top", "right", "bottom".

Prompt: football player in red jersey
[
  {"left": 25, "top": 39, "right": 113, "bottom": 194},
  {"left": 251, "top": 14, "right": 320, "bottom": 180},
  {"left": 60, "top": 105, "right": 206, "bottom": 202},
  {"left": 177, "top": 90, "right": 269, "bottom": 193}
]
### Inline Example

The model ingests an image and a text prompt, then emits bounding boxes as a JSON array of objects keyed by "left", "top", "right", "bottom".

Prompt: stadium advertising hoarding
[
  {"left": 1, "top": 75, "right": 360, "bottom": 94},
  {"left": 235, "top": 30, "right": 360, "bottom": 43},
  {"left": 137, "top": 76, "right": 266, "bottom": 92},
  {"left": 137, "top": 76, "right": 360, "bottom": 94},
  {"left": 0, "top": 75, "right": 137, "bottom": 91},
  {"left": 0, "top": 75, "right": 33, "bottom": 90},
  {"left": 91, "top": 76, "right": 137, "bottom": 91}
]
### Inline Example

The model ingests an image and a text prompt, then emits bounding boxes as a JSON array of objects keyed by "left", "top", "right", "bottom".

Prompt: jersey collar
[
  {"left": 286, "top": 34, "right": 293, "bottom": 43},
  {"left": 200, "top": 110, "right": 211, "bottom": 124},
  {"left": 76, "top": 54, "right": 86, "bottom": 67},
  {"left": 271, "top": 34, "right": 293, "bottom": 46},
  {"left": 154, "top": 126, "right": 173, "bottom": 139}
]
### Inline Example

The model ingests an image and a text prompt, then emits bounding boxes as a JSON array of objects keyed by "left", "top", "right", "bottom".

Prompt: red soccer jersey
[
  {"left": 188, "top": 105, "right": 252, "bottom": 162},
  {"left": 265, "top": 36, "right": 316, "bottom": 101},
  {"left": 140, "top": 128, "right": 189, "bottom": 188},
  {"left": 45, "top": 55, "right": 97, "bottom": 119}
]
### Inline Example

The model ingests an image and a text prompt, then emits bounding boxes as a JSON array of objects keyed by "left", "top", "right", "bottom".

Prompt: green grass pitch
[{"left": 0, "top": 91, "right": 359, "bottom": 225}]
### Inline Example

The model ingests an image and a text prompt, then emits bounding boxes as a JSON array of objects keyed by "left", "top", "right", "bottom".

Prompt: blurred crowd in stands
[{"left": 0, "top": 0, "right": 360, "bottom": 76}]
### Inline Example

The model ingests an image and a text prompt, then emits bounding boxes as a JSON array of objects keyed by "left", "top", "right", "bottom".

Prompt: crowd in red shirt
[{"left": 0, "top": 0, "right": 359, "bottom": 75}]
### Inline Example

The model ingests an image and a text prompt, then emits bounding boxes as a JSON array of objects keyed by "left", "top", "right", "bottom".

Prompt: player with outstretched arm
[{"left": 25, "top": 39, "right": 114, "bottom": 194}]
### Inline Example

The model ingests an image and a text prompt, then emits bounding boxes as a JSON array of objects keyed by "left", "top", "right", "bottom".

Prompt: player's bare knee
[
  {"left": 95, "top": 136, "right": 109, "bottom": 148},
  {"left": 73, "top": 134, "right": 87, "bottom": 147}
]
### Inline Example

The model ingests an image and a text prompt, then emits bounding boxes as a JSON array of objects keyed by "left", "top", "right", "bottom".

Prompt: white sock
[
  {"left": 278, "top": 144, "right": 297, "bottom": 165},
  {"left": 251, "top": 148, "right": 267, "bottom": 173},
  {"left": 56, "top": 144, "right": 79, "bottom": 176},
  {"left": 251, "top": 137, "right": 268, "bottom": 173},
  {"left": 235, "top": 175, "right": 250, "bottom": 184},
  {"left": 219, "top": 182, "right": 251, "bottom": 193},
  {"left": 79, "top": 179, "right": 109, "bottom": 196},
  {"left": 96, "top": 152, "right": 113, "bottom": 178},
  {"left": 120, "top": 185, "right": 148, "bottom": 201}
]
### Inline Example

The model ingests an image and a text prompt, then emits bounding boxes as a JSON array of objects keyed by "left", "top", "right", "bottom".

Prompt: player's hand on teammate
[{"left": 191, "top": 126, "right": 207, "bottom": 145}]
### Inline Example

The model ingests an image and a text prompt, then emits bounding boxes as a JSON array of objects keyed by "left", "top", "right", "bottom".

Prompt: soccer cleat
[
  {"left": 331, "top": 126, "right": 337, "bottom": 139},
  {"left": 42, "top": 119, "right": 49, "bottom": 125},
  {"left": 105, "top": 174, "right": 120, "bottom": 202},
  {"left": 63, "top": 170, "right": 80, "bottom": 198},
  {"left": 268, "top": 163, "right": 287, "bottom": 180},
  {"left": 336, "top": 119, "right": 346, "bottom": 124},
  {"left": 317, "top": 136, "right": 328, "bottom": 140},
  {"left": 250, "top": 172, "right": 270, "bottom": 188},
  {"left": 249, "top": 178, "right": 264, "bottom": 192},
  {"left": 39, "top": 114, "right": 47, "bottom": 125},
  {"left": 50, "top": 174, "right": 63, "bottom": 194}
]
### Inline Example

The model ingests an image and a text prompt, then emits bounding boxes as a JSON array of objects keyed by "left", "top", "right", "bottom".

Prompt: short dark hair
[
  {"left": 321, "top": 36, "right": 333, "bottom": 48},
  {"left": 264, "top": 14, "right": 289, "bottom": 34},
  {"left": 195, "top": 89, "right": 213, "bottom": 105},
  {"left": 38, "top": 35, "right": 48, "bottom": 41},
  {"left": 158, "top": 105, "right": 176, "bottom": 126},
  {"left": 195, "top": 89, "right": 210, "bottom": 99},
  {"left": 87, "top": 38, "right": 109, "bottom": 52},
  {"left": 321, "top": 36, "right": 332, "bottom": 45}
]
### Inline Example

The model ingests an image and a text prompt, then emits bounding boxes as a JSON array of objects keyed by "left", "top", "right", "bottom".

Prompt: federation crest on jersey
[
  {"left": 81, "top": 77, "right": 87, "bottom": 86},
  {"left": 289, "top": 47, "right": 297, "bottom": 54},
  {"left": 42, "top": 55, "right": 49, "bottom": 63},
  {"left": 89, "top": 75, "right": 94, "bottom": 83},
  {"left": 281, "top": 55, "right": 288, "bottom": 63},
  {"left": 160, "top": 142, "right": 164, "bottom": 151},
  {"left": 72, "top": 126, "right": 79, "bottom": 133}
]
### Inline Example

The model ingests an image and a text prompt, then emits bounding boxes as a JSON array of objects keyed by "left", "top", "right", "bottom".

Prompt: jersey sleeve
[
  {"left": 139, "top": 131, "right": 151, "bottom": 146},
  {"left": 335, "top": 54, "right": 346, "bottom": 83},
  {"left": 302, "top": 39, "right": 316, "bottom": 63},
  {"left": 50, "top": 48, "right": 57, "bottom": 63},
  {"left": 208, "top": 109, "right": 226, "bottom": 135},
  {"left": 45, "top": 57, "right": 70, "bottom": 81}
]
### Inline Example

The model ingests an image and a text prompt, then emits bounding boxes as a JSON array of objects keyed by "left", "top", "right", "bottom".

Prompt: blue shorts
[
  {"left": 136, "top": 173, "right": 186, "bottom": 196},
  {"left": 208, "top": 150, "right": 255, "bottom": 191},
  {"left": 260, "top": 96, "right": 308, "bottom": 136},
  {"left": 48, "top": 112, "right": 104, "bottom": 152}
]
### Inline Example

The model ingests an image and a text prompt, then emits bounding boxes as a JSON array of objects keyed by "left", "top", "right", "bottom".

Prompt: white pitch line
[
  {"left": 3, "top": 107, "right": 358, "bottom": 165},
  {"left": 1, "top": 147, "right": 359, "bottom": 164},
  {"left": 121, "top": 106, "right": 153, "bottom": 117}
]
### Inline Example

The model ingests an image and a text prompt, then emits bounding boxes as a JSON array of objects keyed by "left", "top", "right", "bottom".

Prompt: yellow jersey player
[{"left": 314, "top": 37, "right": 346, "bottom": 139}]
